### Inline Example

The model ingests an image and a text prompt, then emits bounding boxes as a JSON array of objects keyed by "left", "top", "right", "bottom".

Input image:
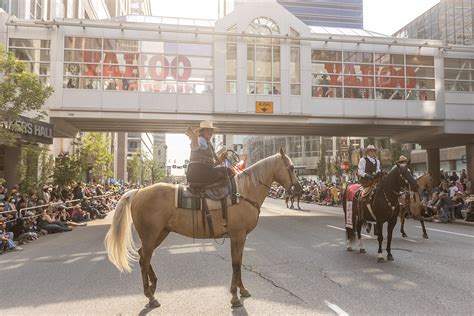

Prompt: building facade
[
  {"left": 394, "top": 0, "right": 474, "bottom": 45},
  {"left": 277, "top": 0, "right": 364, "bottom": 28},
  {"left": 1, "top": 0, "right": 473, "bottom": 185}
]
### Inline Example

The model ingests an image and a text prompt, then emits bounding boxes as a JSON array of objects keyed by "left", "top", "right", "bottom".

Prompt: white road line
[
  {"left": 325, "top": 300, "right": 349, "bottom": 316},
  {"left": 263, "top": 208, "right": 286, "bottom": 215},
  {"left": 326, "top": 225, "right": 373, "bottom": 239},
  {"left": 416, "top": 226, "right": 474, "bottom": 238},
  {"left": 404, "top": 238, "right": 419, "bottom": 243}
]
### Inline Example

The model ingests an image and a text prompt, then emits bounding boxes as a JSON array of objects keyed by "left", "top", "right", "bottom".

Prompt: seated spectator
[
  {"left": 70, "top": 204, "right": 91, "bottom": 223},
  {"left": 37, "top": 209, "right": 72, "bottom": 234},
  {"left": 81, "top": 199, "right": 106, "bottom": 219},
  {"left": 452, "top": 192, "right": 465, "bottom": 219},
  {"left": 0, "top": 218, "right": 22, "bottom": 253},
  {"left": 58, "top": 206, "right": 87, "bottom": 226},
  {"left": 11, "top": 217, "right": 37, "bottom": 244},
  {"left": 434, "top": 192, "right": 454, "bottom": 223}
]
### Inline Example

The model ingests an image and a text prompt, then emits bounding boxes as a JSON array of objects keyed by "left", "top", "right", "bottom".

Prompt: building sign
[
  {"left": 256, "top": 102, "right": 273, "bottom": 113},
  {"left": 2, "top": 116, "right": 53, "bottom": 144}
]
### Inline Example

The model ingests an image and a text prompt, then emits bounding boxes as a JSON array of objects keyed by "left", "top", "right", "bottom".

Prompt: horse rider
[
  {"left": 185, "top": 120, "right": 232, "bottom": 188},
  {"left": 358, "top": 145, "right": 381, "bottom": 219}
]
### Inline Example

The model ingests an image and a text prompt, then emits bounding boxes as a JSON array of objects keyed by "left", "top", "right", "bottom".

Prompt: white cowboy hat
[
  {"left": 366, "top": 145, "right": 376, "bottom": 151},
  {"left": 397, "top": 155, "right": 409, "bottom": 163},
  {"left": 199, "top": 120, "right": 216, "bottom": 130}
]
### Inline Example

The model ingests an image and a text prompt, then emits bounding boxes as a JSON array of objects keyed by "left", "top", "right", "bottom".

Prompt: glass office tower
[
  {"left": 277, "top": 0, "right": 364, "bottom": 28},
  {"left": 393, "top": 0, "right": 473, "bottom": 45}
]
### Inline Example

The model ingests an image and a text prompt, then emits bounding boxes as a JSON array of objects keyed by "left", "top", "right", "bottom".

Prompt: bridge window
[
  {"left": 311, "top": 50, "right": 435, "bottom": 100},
  {"left": 63, "top": 36, "right": 213, "bottom": 94},
  {"left": 246, "top": 17, "right": 280, "bottom": 95},
  {"left": 444, "top": 58, "right": 474, "bottom": 92},
  {"left": 8, "top": 38, "right": 51, "bottom": 87}
]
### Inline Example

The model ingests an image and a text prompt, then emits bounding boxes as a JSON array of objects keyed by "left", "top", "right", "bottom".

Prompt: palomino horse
[
  {"left": 342, "top": 163, "right": 418, "bottom": 262},
  {"left": 399, "top": 174, "right": 432, "bottom": 239},
  {"left": 105, "top": 149, "right": 302, "bottom": 308}
]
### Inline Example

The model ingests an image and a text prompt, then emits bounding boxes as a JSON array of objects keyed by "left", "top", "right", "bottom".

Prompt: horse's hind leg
[
  {"left": 376, "top": 221, "right": 384, "bottom": 262},
  {"left": 357, "top": 220, "right": 366, "bottom": 253},
  {"left": 230, "top": 233, "right": 247, "bottom": 307},
  {"left": 400, "top": 209, "right": 408, "bottom": 238},
  {"left": 420, "top": 219, "right": 428, "bottom": 239},
  {"left": 386, "top": 217, "right": 397, "bottom": 261},
  {"left": 139, "top": 245, "right": 160, "bottom": 308},
  {"left": 148, "top": 230, "right": 170, "bottom": 295}
]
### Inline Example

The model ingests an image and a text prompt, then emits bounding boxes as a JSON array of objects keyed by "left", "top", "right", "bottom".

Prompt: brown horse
[
  {"left": 399, "top": 174, "right": 432, "bottom": 239},
  {"left": 105, "top": 149, "right": 302, "bottom": 308},
  {"left": 285, "top": 185, "right": 302, "bottom": 209}
]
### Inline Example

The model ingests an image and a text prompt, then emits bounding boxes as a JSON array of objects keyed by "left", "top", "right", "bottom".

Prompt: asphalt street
[{"left": 1, "top": 198, "right": 473, "bottom": 315}]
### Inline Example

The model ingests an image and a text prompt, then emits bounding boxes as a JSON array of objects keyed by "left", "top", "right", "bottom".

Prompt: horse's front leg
[
  {"left": 400, "top": 208, "right": 407, "bottom": 238},
  {"left": 420, "top": 218, "right": 429, "bottom": 239},
  {"left": 297, "top": 197, "right": 301, "bottom": 210},
  {"left": 230, "top": 234, "right": 247, "bottom": 308},
  {"left": 386, "top": 216, "right": 397, "bottom": 261},
  {"left": 376, "top": 221, "right": 384, "bottom": 262}
]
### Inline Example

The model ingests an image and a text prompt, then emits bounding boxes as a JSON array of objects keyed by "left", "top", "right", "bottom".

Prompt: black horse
[{"left": 343, "top": 163, "right": 418, "bottom": 262}]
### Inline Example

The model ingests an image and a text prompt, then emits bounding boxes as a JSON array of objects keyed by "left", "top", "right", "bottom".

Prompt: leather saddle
[{"left": 188, "top": 178, "right": 231, "bottom": 200}]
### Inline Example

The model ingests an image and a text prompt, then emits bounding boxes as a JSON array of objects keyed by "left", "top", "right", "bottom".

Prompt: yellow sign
[{"left": 256, "top": 101, "right": 273, "bottom": 114}]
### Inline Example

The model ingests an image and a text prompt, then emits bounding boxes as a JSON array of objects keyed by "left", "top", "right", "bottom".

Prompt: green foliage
[
  {"left": 127, "top": 152, "right": 141, "bottom": 184},
  {"left": 80, "top": 132, "right": 113, "bottom": 182},
  {"left": 142, "top": 151, "right": 166, "bottom": 185},
  {"left": 0, "top": 45, "right": 53, "bottom": 147},
  {"left": 17, "top": 144, "right": 52, "bottom": 194},
  {"left": 53, "top": 152, "right": 82, "bottom": 188}
]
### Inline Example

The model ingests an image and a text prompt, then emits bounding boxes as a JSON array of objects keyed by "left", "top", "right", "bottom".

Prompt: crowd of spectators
[{"left": 0, "top": 182, "right": 128, "bottom": 255}]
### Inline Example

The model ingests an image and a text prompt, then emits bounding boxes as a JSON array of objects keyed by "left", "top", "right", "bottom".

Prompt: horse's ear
[{"left": 279, "top": 147, "right": 285, "bottom": 156}]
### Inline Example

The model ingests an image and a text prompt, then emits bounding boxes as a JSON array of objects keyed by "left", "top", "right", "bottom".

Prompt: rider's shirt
[
  {"left": 190, "top": 136, "right": 216, "bottom": 165},
  {"left": 357, "top": 156, "right": 381, "bottom": 177}
]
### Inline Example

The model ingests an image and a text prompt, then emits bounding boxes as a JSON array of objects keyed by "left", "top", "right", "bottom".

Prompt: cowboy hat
[
  {"left": 199, "top": 120, "right": 216, "bottom": 130},
  {"left": 397, "top": 155, "right": 409, "bottom": 164},
  {"left": 366, "top": 145, "right": 376, "bottom": 151}
]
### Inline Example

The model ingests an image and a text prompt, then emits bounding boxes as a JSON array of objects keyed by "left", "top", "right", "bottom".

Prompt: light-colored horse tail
[{"left": 105, "top": 189, "right": 139, "bottom": 273}]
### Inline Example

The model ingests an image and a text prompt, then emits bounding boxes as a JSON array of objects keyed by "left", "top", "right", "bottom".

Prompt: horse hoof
[
  {"left": 387, "top": 255, "right": 394, "bottom": 261},
  {"left": 377, "top": 257, "right": 385, "bottom": 263},
  {"left": 347, "top": 247, "right": 353, "bottom": 252},
  {"left": 423, "top": 234, "right": 429, "bottom": 239},
  {"left": 240, "top": 289, "right": 251, "bottom": 297},
  {"left": 402, "top": 233, "right": 408, "bottom": 238},
  {"left": 231, "top": 298, "right": 242, "bottom": 308},
  {"left": 360, "top": 248, "right": 366, "bottom": 254},
  {"left": 147, "top": 298, "right": 161, "bottom": 309}
]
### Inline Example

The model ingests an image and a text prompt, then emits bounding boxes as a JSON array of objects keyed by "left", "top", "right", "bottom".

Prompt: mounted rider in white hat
[
  {"left": 358, "top": 145, "right": 381, "bottom": 218},
  {"left": 185, "top": 121, "right": 231, "bottom": 188}
]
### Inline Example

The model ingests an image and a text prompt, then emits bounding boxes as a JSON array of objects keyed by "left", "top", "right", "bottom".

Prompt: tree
[
  {"left": 0, "top": 45, "right": 53, "bottom": 146},
  {"left": 143, "top": 157, "right": 166, "bottom": 184},
  {"left": 18, "top": 144, "right": 54, "bottom": 194},
  {"left": 127, "top": 152, "right": 141, "bottom": 184},
  {"left": 53, "top": 152, "right": 82, "bottom": 188},
  {"left": 80, "top": 132, "right": 113, "bottom": 182}
]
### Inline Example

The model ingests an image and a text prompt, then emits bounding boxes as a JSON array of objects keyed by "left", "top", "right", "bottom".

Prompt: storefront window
[
  {"left": 444, "top": 58, "right": 474, "bottom": 92},
  {"left": 312, "top": 49, "right": 435, "bottom": 100},
  {"left": 288, "top": 136, "right": 302, "bottom": 158},
  {"left": 63, "top": 36, "right": 213, "bottom": 93},
  {"left": 8, "top": 38, "right": 51, "bottom": 87},
  {"left": 246, "top": 17, "right": 280, "bottom": 95}
]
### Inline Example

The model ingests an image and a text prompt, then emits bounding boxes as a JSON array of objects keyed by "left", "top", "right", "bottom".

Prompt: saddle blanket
[
  {"left": 346, "top": 184, "right": 361, "bottom": 202},
  {"left": 175, "top": 179, "right": 239, "bottom": 210}
]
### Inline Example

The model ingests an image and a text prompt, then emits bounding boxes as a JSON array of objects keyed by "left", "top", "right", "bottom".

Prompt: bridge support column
[
  {"left": 466, "top": 144, "right": 474, "bottom": 185},
  {"left": 114, "top": 132, "right": 128, "bottom": 181},
  {"left": 427, "top": 148, "right": 440, "bottom": 187}
]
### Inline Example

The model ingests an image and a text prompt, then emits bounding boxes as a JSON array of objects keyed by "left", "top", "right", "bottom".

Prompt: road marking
[
  {"left": 325, "top": 300, "right": 349, "bottom": 316},
  {"left": 263, "top": 208, "right": 286, "bottom": 215},
  {"left": 404, "top": 238, "right": 419, "bottom": 243},
  {"left": 416, "top": 226, "right": 474, "bottom": 238},
  {"left": 326, "top": 225, "right": 373, "bottom": 239}
]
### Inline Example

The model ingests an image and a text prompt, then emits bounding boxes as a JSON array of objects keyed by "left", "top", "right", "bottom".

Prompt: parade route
[{"left": 1, "top": 199, "right": 473, "bottom": 315}]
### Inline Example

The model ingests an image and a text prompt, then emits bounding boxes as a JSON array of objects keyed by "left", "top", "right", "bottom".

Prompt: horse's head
[
  {"left": 396, "top": 162, "right": 418, "bottom": 191},
  {"left": 273, "top": 148, "right": 303, "bottom": 195}
]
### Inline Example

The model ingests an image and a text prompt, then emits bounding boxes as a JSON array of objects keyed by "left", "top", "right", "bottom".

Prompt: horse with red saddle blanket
[{"left": 342, "top": 163, "right": 418, "bottom": 262}]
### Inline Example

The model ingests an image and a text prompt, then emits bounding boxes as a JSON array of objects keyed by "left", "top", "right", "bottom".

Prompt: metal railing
[{"left": 0, "top": 210, "right": 18, "bottom": 224}]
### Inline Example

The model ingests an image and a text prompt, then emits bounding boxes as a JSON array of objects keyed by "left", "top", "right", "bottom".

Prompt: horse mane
[{"left": 236, "top": 154, "right": 279, "bottom": 189}]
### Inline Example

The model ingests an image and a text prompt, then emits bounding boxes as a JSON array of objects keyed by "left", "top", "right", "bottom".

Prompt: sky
[{"left": 161, "top": 0, "right": 441, "bottom": 165}]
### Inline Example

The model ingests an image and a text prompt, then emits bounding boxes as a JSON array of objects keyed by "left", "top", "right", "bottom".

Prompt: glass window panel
[
  {"left": 103, "top": 52, "right": 139, "bottom": 65},
  {"left": 273, "top": 46, "right": 280, "bottom": 82},
  {"left": 376, "top": 76, "right": 405, "bottom": 88},
  {"left": 9, "top": 39, "right": 50, "bottom": 48},
  {"left": 375, "top": 65, "right": 405, "bottom": 76},
  {"left": 247, "top": 82, "right": 255, "bottom": 94},
  {"left": 177, "top": 82, "right": 213, "bottom": 94},
  {"left": 313, "top": 73, "right": 342, "bottom": 86},
  {"left": 226, "top": 43, "right": 237, "bottom": 80},
  {"left": 139, "top": 67, "right": 173, "bottom": 80},
  {"left": 139, "top": 54, "right": 173, "bottom": 67},
  {"left": 227, "top": 25, "right": 237, "bottom": 43},
  {"left": 178, "top": 43, "right": 212, "bottom": 56},
  {"left": 139, "top": 80, "right": 175, "bottom": 93},
  {"left": 445, "top": 58, "right": 473, "bottom": 69},
  {"left": 343, "top": 51, "right": 373, "bottom": 63},
  {"left": 290, "top": 47, "right": 300, "bottom": 83},
  {"left": 291, "top": 84, "right": 301, "bottom": 95},
  {"left": 23, "top": 62, "right": 50, "bottom": 75},
  {"left": 412, "top": 67, "right": 435, "bottom": 77},
  {"left": 405, "top": 78, "right": 435, "bottom": 89},
  {"left": 183, "top": 68, "right": 213, "bottom": 82},
  {"left": 103, "top": 39, "right": 139, "bottom": 52},
  {"left": 406, "top": 90, "right": 436, "bottom": 100},
  {"left": 406, "top": 55, "right": 434, "bottom": 66},
  {"left": 38, "top": 76, "right": 50, "bottom": 87},
  {"left": 312, "top": 63, "right": 342, "bottom": 75},
  {"left": 444, "top": 69, "right": 472, "bottom": 80},
  {"left": 445, "top": 80, "right": 472, "bottom": 91},
  {"left": 64, "top": 77, "right": 100, "bottom": 89},
  {"left": 141, "top": 41, "right": 177, "bottom": 54},
  {"left": 374, "top": 53, "right": 404, "bottom": 65},
  {"left": 312, "top": 86, "right": 342, "bottom": 98},
  {"left": 10, "top": 48, "right": 49, "bottom": 62},
  {"left": 343, "top": 64, "right": 374, "bottom": 75},
  {"left": 375, "top": 89, "right": 405, "bottom": 100},
  {"left": 272, "top": 83, "right": 280, "bottom": 95},
  {"left": 226, "top": 81, "right": 237, "bottom": 94},
  {"left": 311, "top": 50, "right": 342, "bottom": 62},
  {"left": 255, "top": 46, "right": 272, "bottom": 81},
  {"left": 64, "top": 37, "right": 102, "bottom": 50},
  {"left": 247, "top": 46, "right": 255, "bottom": 80},
  {"left": 64, "top": 50, "right": 102, "bottom": 63},
  {"left": 344, "top": 75, "right": 374, "bottom": 87},
  {"left": 64, "top": 63, "right": 99, "bottom": 76},
  {"left": 290, "top": 28, "right": 300, "bottom": 45},
  {"left": 344, "top": 88, "right": 374, "bottom": 99}
]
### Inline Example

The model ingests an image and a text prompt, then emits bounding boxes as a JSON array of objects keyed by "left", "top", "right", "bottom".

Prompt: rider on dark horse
[
  {"left": 357, "top": 145, "right": 381, "bottom": 218},
  {"left": 185, "top": 120, "right": 232, "bottom": 188}
]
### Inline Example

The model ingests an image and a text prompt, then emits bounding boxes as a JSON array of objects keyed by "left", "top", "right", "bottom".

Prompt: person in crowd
[
  {"left": 452, "top": 192, "right": 465, "bottom": 219},
  {"left": 70, "top": 205, "right": 91, "bottom": 223},
  {"left": 0, "top": 217, "right": 22, "bottom": 253},
  {"left": 37, "top": 209, "right": 72, "bottom": 234},
  {"left": 460, "top": 169, "right": 467, "bottom": 190},
  {"left": 56, "top": 206, "right": 87, "bottom": 227},
  {"left": 450, "top": 171, "right": 459, "bottom": 183},
  {"left": 448, "top": 182, "right": 459, "bottom": 198}
]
